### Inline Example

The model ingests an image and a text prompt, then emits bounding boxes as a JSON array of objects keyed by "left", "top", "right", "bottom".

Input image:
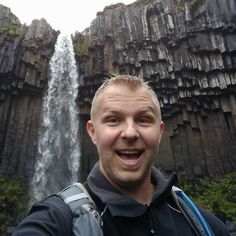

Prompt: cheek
[
  {"left": 142, "top": 129, "right": 162, "bottom": 146},
  {"left": 96, "top": 128, "right": 119, "bottom": 148}
]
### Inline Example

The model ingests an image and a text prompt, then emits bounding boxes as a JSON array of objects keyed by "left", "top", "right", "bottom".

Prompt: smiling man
[
  {"left": 13, "top": 75, "right": 229, "bottom": 236},
  {"left": 87, "top": 75, "right": 164, "bottom": 204}
]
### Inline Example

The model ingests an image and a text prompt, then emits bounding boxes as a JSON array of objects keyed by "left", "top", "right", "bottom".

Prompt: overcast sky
[{"left": 1, "top": 0, "right": 135, "bottom": 35}]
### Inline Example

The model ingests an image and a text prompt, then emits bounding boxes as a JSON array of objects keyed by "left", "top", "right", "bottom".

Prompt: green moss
[
  {"left": 74, "top": 42, "right": 89, "bottom": 55},
  {"left": 181, "top": 172, "right": 236, "bottom": 225},
  {"left": 72, "top": 33, "right": 90, "bottom": 55},
  {"left": 188, "top": 0, "right": 205, "bottom": 15},
  {"left": 173, "top": 0, "right": 185, "bottom": 11},
  {"left": 0, "top": 173, "right": 29, "bottom": 234},
  {"left": 174, "top": 0, "right": 205, "bottom": 13},
  {"left": 0, "top": 23, "right": 21, "bottom": 37}
]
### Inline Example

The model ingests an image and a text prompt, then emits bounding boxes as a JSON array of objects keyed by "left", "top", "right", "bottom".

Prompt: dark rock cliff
[
  {"left": 73, "top": 0, "right": 236, "bottom": 180},
  {"left": 0, "top": 0, "right": 235, "bottom": 182},
  {"left": 0, "top": 4, "right": 58, "bottom": 179},
  {"left": 0, "top": 2, "right": 235, "bottom": 233}
]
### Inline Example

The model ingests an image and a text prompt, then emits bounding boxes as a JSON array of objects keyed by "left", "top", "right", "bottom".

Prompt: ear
[
  {"left": 158, "top": 121, "right": 165, "bottom": 144},
  {"left": 87, "top": 120, "right": 97, "bottom": 144}
]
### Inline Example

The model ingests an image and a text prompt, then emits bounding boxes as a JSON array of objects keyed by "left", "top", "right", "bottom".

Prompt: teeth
[
  {"left": 116, "top": 150, "right": 143, "bottom": 160},
  {"left": 122, "top": 151, "right": 139, "bottom": 155}
]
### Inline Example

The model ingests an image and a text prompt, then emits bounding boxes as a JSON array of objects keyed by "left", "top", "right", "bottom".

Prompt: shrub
[
  {"left": 0, "top": 173, "right": 28, "bottom": 234},
  {"left": 181, "top": 172, "right": 236, "bottom": 225}
]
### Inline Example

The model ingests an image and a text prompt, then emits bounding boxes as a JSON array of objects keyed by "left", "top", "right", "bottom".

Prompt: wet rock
[
  {"left": 0, "top": 4, "right": 58, "bottom": 179},
  {"left": 73, "top": 0, "right": 236, "bottom": 180}
]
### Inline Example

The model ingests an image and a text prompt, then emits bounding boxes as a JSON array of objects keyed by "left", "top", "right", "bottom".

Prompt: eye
[
  {"left": 105, "top": 116, "right": 120, "bottom": 126},
  {"left": 137, "top": 116, "right": 153, "bottom": 126},
  {"left": 139, "top": 117, "right": 150, "bottom": 123}
]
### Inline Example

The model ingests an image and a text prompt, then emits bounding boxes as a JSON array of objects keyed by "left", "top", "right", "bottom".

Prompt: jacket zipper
[{"left": 148, "top": 208, "right": 156, "bottom": 235}]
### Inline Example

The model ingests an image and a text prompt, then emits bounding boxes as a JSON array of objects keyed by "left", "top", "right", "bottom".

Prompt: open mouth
[{"left": 115, "top": 149, "right": 144, "bottom": 160}]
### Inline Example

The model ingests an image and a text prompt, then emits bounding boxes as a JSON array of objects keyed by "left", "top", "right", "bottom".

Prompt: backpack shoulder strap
[
  {"left": 57, "top": 183, "right": 103, "bottom": 236},
  {"left": 171, "top": 186, "right": 215, "bottom": 236}
]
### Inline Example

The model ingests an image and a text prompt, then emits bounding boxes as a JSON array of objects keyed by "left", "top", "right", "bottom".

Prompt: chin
[{"left": 116, "top": 174, "right": 144, "bottom": 189}]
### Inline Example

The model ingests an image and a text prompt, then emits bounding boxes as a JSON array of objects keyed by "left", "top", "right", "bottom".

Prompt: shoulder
[
  {"left": 13, "top": 195, "right": 73, "bottom": 236},
  {"left": 32, "top": 195, "right": 72, "bottom": 216},
  {"left": 199, "top": 208, "right": 230, "bottom": 236}
]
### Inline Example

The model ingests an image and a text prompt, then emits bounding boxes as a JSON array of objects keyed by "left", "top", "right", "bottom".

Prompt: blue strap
[{"left": 175, "top": 189, "right": 215, "bottom": 236}]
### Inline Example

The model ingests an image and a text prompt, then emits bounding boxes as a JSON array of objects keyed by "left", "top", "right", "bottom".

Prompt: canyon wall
[
  {"left": 0, "top": 4, "right": 58, "bottom": 179},
  {"left": 74, "top": 0, "right": 236, "bottom": 180},
  {"left": 1, "top": 0, "right": 236, "bottom": 182}
]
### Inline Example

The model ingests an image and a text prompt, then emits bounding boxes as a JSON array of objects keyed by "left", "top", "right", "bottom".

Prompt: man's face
[{"left": 87, "top": 84, "right": 164, "bottom": 190}]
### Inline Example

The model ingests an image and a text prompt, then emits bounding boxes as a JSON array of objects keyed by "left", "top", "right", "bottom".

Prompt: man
[{"left": 13, "top": 75, "right": 229, "bottom": 235}]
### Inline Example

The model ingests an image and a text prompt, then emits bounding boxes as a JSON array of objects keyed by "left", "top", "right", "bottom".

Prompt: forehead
[
  {"left": 101, "top": 84, "right": 151, "bottom": 99},
  {"left": 91, "top": 83, "right": 161, "bottom": 120},
  {"left": 97, "top": 85, "right": 158, "bottom": 113}
]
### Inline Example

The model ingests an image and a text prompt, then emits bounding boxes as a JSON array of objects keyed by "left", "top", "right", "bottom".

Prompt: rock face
[
  {"left": 0, "top": 4, "right": 58, "bottom": 179},
  {"left": 0, "top": 1, "right": 235, "bottom": 182},
  {"left": 73, "top": 0, "right": 236, "bottom": 180}
]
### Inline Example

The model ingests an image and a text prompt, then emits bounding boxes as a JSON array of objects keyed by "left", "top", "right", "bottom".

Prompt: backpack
[
  {"left": 57, "top": 183, "right": 103, "bottom": 236},
  {"left": 57, "top": 183, "right": 214, "bottom": 236}
]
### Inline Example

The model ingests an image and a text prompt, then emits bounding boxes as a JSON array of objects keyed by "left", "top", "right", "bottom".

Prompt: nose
[{"left": 121, "top": 120, "right": 139, "bottom": 140}]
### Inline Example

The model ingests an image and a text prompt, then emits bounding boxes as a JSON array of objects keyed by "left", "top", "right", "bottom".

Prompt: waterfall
[{"left": 31, "top": 34, "right": 80, "bottom": 202}]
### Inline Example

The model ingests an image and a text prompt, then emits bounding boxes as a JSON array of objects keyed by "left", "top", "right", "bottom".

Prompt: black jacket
[{"left": 13, "top": 163, "right": 230, "bottom": 236}]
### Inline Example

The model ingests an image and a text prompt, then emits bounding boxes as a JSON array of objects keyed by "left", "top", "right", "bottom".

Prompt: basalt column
[
  {"left": 0, "top": 4, "right": 58, "bottom": 180},
  {"left": 73, "top": 0, "right": 236, "bottom": 180}
]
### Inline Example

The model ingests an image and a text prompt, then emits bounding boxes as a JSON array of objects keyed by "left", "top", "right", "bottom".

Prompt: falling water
[{"left": 31, "top": 34, "right": 80, "bottom": 202}]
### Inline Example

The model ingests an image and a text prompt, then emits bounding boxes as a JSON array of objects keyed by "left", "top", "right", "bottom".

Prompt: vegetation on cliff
[
  {"left": 0, "top": 23, "right": 21, "bottom": 37},
  {"left": 0, "top": 173, "right": 28, "bottom": 234},
  {"left": 72, "top": 33, "right": 89, "bottom": 55},
  {"left": 181, "top": 171, "right": 236, "bottom": 226},
  {"left": 173, "top": 0, "right": 205, "bottom": 13}
]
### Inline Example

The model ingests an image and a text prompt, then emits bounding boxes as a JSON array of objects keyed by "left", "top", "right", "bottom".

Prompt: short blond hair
[{"left": 90, "top": 75, "right": 162, "bottom": 121}]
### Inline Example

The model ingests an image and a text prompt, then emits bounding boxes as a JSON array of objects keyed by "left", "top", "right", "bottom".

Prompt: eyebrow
[{"left": 102, "top": 106, "right": 157, "bottom": 114}]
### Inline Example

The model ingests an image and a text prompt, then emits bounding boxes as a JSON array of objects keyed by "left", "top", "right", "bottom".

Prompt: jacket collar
[{"left": 87, "top": 162, "right": 177, "bottom": 217}]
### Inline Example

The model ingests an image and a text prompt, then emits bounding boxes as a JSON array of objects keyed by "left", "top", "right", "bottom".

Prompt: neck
[{"left": 120, "top": 181, "right": 156, "bottom": 205}]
